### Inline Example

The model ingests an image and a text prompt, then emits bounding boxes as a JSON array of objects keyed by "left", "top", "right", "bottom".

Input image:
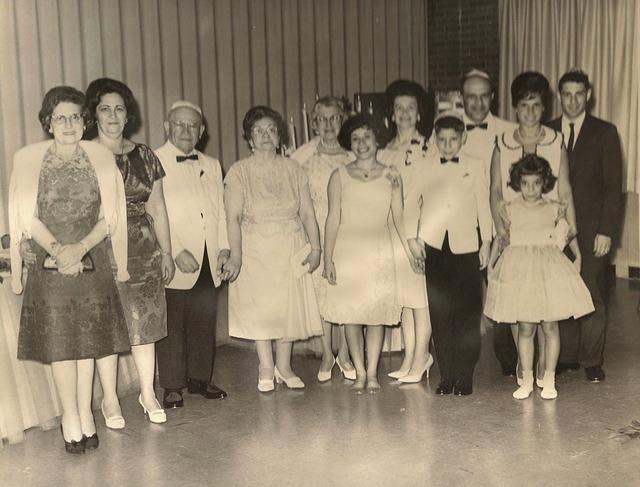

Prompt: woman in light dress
[
  {"left": 490, "top": 71, "right": 577, "bottom": 386},
  {"left": 224, "top": 106, "right": 323, "bottom": 392},
  {"left": 291, "top": 96, "right": 356, "bottom": 382},
  {"left": 377, "top": 79, "right": 435, "bottom": 382},
  {"left": 323, "top": 113, "right": 420, "bottom": 393}
]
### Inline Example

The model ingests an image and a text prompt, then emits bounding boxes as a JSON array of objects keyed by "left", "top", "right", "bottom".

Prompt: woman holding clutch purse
[
  {"left": 223, "top": 106, "right": 323, "bottom": 393},
  {"left": 8, "top": 86, "right": 129, "bottom": 453}
]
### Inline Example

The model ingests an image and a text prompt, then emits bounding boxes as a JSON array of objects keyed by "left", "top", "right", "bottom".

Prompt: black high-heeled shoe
[
  {"left": 60, "top": 425, "right": 86, "bottom": 454},
  {"left": 83, "top": 432, "right": 99, "bottom": 450}
]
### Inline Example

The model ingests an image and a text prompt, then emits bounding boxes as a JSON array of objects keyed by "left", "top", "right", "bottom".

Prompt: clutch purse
[
  {"left": 291, "top": 243, "right": 311, "bottom": 279},
  {"left": 43, "top": 253, "right": 95, "bottom": 272}
]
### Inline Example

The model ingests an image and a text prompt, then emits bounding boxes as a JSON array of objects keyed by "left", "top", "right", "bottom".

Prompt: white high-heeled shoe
[
  {"left": 317, "top": 356, "right": 336, "bottom": 382},
  {"left": 101, "top": 400, "right": 125, "bottom": 429},
  {"left": 398, "top": 354, "right": 434, "bottom": 383},
  {"left": 336, "top": 356, "right": 357, "bottom": 380},
  {"left": 274, "top": 367, "right": 305, "bottom": 389},
  {"left": 388, "top": 368, "right": 410, "bottom": 379},
  {"left": 258, "top": 367, "right": 275, "bottom": 392},
  {"left": 138, "top": 395, "right": 167, "bottom": 424}
]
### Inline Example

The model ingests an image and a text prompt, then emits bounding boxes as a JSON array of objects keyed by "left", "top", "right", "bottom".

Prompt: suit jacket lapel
[{"left": 572, "top": 114, "right": 595, "bottom": 154}]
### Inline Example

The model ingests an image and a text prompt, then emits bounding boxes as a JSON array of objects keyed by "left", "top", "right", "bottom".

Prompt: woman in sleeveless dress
[
  {"left": 85, "top": 78, "right": 175, "bottom": 426},
  {"left": 378, "top": 79, "right": 436, "bottom": 382},
  {"left": 490, "top": 72, "right": 578, "bottom": 386},
  {"left": 324, "top": 113, "right": 419, "bottom": 393}
]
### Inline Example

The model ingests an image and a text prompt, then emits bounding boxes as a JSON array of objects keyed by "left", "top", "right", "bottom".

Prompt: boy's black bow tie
[
  {"left": 466, "top": 123, "right": 488, "bottom": 131},
  {"left": 440, "top": 157, "right": 459, "bottom": 164}
]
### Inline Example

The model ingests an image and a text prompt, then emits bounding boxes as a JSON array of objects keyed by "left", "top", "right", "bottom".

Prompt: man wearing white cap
[
  {"left": 460, "top": 68, "right": 519, "bottom": 378},
  {"left": 155, "top": 101, "right": 229, "bottom": 408}
]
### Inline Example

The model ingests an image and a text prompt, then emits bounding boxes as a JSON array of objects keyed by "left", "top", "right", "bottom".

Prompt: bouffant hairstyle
[
  {"left": 507, "top": 154, "right": 557, "bottom": 194},
  {"left": 434, "top": 115, "right": 465, "bottom": 134},
  {"left": 385, "top": 79, "right": 435, "bottom": 139},
  {"left": 337, "top": 113, "right": 388, "bottom": 151},
  {"left": 85, "top": 77, "right": 141, "bottom": 137},
  {"left": 510, "top": 71, "right": 550, "bottom": 108},
  {"left": 558, "top": 69, "right": 590, "bottom": 92},
  {"left": 242, "top": 105, "right": 289, "bottom": 148},
  {"left": 38, "top": 86, "right": 89, "bottom": 134},
  {"left": 312, "top": 96, "right": 346, "bottom": 120}
]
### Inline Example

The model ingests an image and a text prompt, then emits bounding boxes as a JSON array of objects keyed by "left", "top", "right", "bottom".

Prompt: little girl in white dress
[{"left": 484, "top": 154, "right": 594, "bottom": 400}]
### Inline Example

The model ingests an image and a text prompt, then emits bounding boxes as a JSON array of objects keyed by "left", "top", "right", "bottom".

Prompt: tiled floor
[{"left": 1, "top": 280, "right": 639, "bottom": 487}]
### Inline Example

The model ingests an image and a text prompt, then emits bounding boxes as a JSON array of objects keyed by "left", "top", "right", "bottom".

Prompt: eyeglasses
[
  {"left": 315, "top": 115, "right": 341, "bottom": 125},
  {"left": 252, "top": 125, "right": 279, "bottom": 137},
  {"left": 50, "top": 113, "right": 83, "bottom": 125},
  {"left": 170, "top": 121, "right": 201, "bottom": 132}
]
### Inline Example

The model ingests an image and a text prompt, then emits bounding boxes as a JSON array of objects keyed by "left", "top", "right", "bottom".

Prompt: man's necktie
[
  {"left": 466, "top": 123, "right": 488, "bottom": 131},
  {"left": 440, "top": 157, "right": 459, "bottom": 164},
  {"left": 176, "top": 154, "right": 198, "bottom": 162},
  {"left": 567, "top": 123, "right": 575, "bottom": 153}
]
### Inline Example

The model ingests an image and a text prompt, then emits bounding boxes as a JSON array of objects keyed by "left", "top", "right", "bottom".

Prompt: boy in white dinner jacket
[{"left": 409, "top": 111, "right": 492, "bottom": 397}]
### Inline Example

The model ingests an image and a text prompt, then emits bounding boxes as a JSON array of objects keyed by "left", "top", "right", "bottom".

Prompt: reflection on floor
[{"left": 1, "top": 279, "right": 639, "bottom": 487}]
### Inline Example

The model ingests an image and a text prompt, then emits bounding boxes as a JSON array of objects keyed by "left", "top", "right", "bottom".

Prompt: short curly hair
[
  {"left": 242, "top": 105, "right": 289, "bottom": 148},
  {"left": 85, "top": 77, "right": 141, "bottom": 137},
  {"left": 38, "top": 86, "right": 89, "bottom": 134},
  {"left": 385, "top": 79, "right": 435, "bottom": 139},
  {"left": 507, "top": 154, "right": 557, "bottom": 194},
  {"left": 510, "top": 71, "right": 550, "bottom": 108},
  {"left": 337, "top": 113, "right": 388, "bottom": 151}
]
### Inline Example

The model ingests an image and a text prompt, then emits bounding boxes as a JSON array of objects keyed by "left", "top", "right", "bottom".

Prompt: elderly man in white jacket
[{"left": 155, "top": 101, "right": 230, "bottom": 408}]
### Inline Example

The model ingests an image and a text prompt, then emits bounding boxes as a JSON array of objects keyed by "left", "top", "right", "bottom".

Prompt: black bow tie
[
  {"left": 176, "top": 154, "right": 198, "bottom": 162},
  {"left": 440, "top": 157, "right": 459, "bottom": 164},
  {"left": 466, "top": 123, "right": 488, "bottom": 131}
]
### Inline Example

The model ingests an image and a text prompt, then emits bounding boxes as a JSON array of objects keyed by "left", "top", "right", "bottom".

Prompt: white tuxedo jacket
[
  {"left": 155, "top": 141, "right": 229, "bottom": 289},
  {"left": 413, "top": 152, "right": 492, "bottom": 254}
]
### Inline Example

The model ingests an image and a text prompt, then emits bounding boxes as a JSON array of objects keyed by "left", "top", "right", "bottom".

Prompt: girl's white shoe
[
  {"left": 540, "top": 371, "right": 558, "bottom": 399},
  {"left": 513, "top": 371, "right": 534, "bottom": 399},
  {"left": 274, "top": 367, "right": 305, "bottom": 389},
  {"left": 317, "top": 356, "right": 336, "bottom": 382}
]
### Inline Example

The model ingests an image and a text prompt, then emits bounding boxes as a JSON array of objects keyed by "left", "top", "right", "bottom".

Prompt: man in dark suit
[{"left": 547, "top": 69, "right": 622, "bottom": 383}]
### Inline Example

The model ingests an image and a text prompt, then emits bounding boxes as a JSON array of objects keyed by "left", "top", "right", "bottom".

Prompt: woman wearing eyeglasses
[
  {"left": 8, "top": 86, "right": 129, "bottom": 453},
  {"left": 224, "top": 106, "right": 323, "bottom": 392},
  {"left": 290, "top": 96, "right": 357, "bottom": 383},
  {"left": 85, "top": 78, "right": 174, "bottom": 426}
]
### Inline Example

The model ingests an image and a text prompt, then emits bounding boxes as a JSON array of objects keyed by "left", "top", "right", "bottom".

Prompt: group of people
[{"left": 2, "top": 66, "right": 622, "bottom": 454}]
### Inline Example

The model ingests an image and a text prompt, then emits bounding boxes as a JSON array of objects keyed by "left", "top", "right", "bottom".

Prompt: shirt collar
[{"left": 562, "top": 110, "right": 586, "bottom": 135}]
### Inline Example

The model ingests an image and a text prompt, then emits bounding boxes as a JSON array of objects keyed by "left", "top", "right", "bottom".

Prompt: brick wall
[{"left": 427, "top": 0, "right": 500, "bottom": 110}]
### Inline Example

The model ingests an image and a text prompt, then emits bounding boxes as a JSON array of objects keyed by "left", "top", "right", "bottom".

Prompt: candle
[
  {"left": 367, "top": 101, "right": 373, "bottom": 115},
  {"left": 355, "top": 94, "right": 361, "bottom": 113},
  {"left": 302, "top": 103, "right": 310, "bottom": 143},
  {"left": 288, "top": 116, "right": 297, "bottom": 151}
]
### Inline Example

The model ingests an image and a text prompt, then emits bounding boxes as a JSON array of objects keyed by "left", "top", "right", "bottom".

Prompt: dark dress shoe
[
  {"left": 556, "top": 362, "right": 580, "bottom": 375},
  {"left": 60, "top": 425, "right": 86, "bottom": 454},
  {"left": 83, "top": 433, "right": 99, "bottom": 450},
  {"left": 436, "top": 380, "right": 454, "bottom": 395},
  {"left": 501, "top": 367, "right": 516, "bottom": 377},
  {"left": 163, "top": 389, "right": 184, "bottom": 409},
  {"left": 585, "top": 365, "right": 605, "bottom": 383},
  {"left": 187, "top": 379, "right": 228, "bottom": 399},
  {"left": 453, "top": 379, "right": 473, "bottom": 396}
]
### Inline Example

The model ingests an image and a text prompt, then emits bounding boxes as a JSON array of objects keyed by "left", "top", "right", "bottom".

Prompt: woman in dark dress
[
  {"left": 9, "top": 86, "right": 130, "bottom": 453},
  {"left": 85, "top": 78, "right": 175, "bottom": 425}
]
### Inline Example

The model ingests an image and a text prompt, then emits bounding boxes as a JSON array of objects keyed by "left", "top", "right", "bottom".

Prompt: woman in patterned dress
[
  {"left": 85, "top": 78, "right": 175, "bottom": 425},
  {"left": 224, "top": 106, "right": 323, "bottom": 392},
  {"left": 290, "top": 96, "right": 356, "bottom": 382},
  {"left": 9, "top": 86, "right": 130, "bottom": 453}
]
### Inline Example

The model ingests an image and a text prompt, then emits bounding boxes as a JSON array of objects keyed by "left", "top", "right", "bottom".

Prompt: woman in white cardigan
[{"left": 8, "top": 86, "right": 129, "bottom": 454}]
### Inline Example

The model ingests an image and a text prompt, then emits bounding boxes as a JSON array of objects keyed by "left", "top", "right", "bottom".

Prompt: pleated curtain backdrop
[
  {"left": 0, "top": 0, "right": 429, "bottom": 234},
  {"left": 498, "top": 0, "right": 640, "bottom": 275}
]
